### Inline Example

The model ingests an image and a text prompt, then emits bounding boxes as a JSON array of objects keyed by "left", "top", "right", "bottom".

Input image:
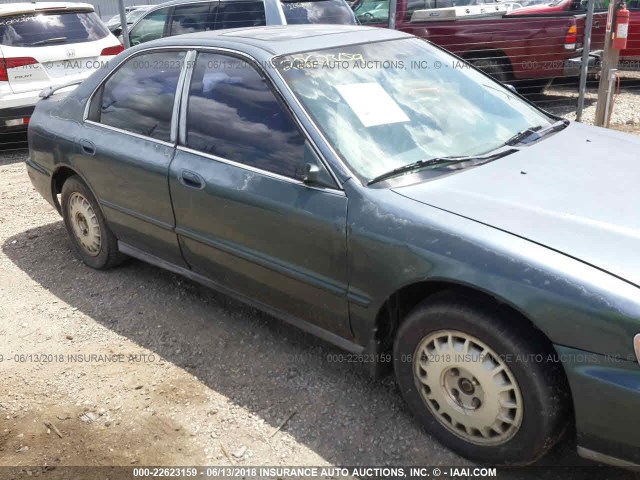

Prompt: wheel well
[
  {"left": 375, "top": 281, "right": 556, "bottom": 361},
  {"left": 463, "top": 50, "right": 514, "bottom": 81},
  {"left": 51, "top": 166, "right": 78, "bottom": 213}
]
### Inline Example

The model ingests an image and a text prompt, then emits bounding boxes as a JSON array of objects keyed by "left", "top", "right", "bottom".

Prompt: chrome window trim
[
  {"left": 82, "top": 44, "right": 348, "bottom": 190},
  {"left": 177, "top": 145, "right": 345, "bottom": 196},
  {"left": 171, "top": 50, "right": 196, "bottom": 144},
  {"left": 178, "top": 50, "right": 196, "bottom": 146},
  {"left": 180, "top": 46, "right": 344, "bottom": 190},
  {"left": 85, "top": 119, "right": 175, "bottom": 147},
  {"left": 82, "top": 46, "right": 193, "bottom": 146}
]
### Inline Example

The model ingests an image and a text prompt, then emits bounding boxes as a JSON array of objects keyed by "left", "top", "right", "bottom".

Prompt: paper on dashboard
[{"left": 335, "top": 82, "right": 410, "bottom": 128}]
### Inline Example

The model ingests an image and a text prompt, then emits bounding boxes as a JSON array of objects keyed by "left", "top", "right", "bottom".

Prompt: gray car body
[{"left": 26, "top": 25, "right": 640, "bottom": 466}]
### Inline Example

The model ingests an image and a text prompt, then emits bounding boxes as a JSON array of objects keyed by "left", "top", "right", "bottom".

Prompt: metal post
[
  {"left": 118, "top": 0, "right": 131, "bottom": 49},
  {"left": 594, "top": 0, "right": 621, "bottom": 126},
  {"left": 604, "top": 68, "right": 618, "bottom": 126},
  {"left": 388, "top": 0, "right": 397, "bottom": 29},
  {"left": 576, "top": 0, "right": 595, "bottom": 122}
]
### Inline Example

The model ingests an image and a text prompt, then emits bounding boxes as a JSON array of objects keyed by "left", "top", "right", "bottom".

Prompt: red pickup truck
[
  {"left": 355, "top": 0, "right": 607, "bottom": 89},
  {"left": 508, "top": 0, "right": 640, "bottom": 68}
]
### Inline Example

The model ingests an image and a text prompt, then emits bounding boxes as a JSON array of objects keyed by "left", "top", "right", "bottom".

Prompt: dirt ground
[{"left": 1, "top": 124, "right": 639, "bottom": 480}]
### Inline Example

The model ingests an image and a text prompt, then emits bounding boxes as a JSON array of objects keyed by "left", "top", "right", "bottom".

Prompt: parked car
[
  {"left": 0, "top": 2, "right": 124, "bottom": 130},
  {"left": 27, "top": 25, "right": 640, "bottom": 467},
  {"left": 354, "top": 0, "right": 607, "bottom": 92},
  {"left": 106, "top": 5, "right": 153, "bottom": 36},
  {"left": 127, "top": 0, "right": 356, "bottom": 45},
  {"left": 508, "top": 0, "right": 640, "bottom": 69}
]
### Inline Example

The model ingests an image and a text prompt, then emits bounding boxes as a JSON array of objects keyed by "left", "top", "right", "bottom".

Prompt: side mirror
[{"left": 302, "top": 141, "right": 337, "bottom": 189}]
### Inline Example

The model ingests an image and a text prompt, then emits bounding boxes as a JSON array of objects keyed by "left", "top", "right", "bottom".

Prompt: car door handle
[
  {"left": 180, "top": 170, "right": 205, "bottom": 189},
  {"left": 79, "top": 139, "right": 96, "bottom": 155}
]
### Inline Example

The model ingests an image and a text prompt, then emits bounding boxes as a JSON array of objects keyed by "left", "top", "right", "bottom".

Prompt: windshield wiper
[
  {"left": 367, "top": 150, "right": 513, "bottom": 185},
  {"left": 31, "top": 37, "right": 68, "bottom": 46},
  {"left": 367, "top": 157, "right": 464, "bottom": 185},
  {"left": 504, "top": 119, "right": 569, "bottom": 146}
]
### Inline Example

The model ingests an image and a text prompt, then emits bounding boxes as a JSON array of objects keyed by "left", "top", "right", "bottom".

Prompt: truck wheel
[
  {"left": 61, "top": 176, "right": 127, "bottom": 270},
  {"left": 393, "top": 292, "right": 570, "bottom": 465},
  {"left": 468, "top": 57, "right": 510, "bottom": 83},
  {"left": 516, "top": 78, "right": 553, "bottom": 96}
]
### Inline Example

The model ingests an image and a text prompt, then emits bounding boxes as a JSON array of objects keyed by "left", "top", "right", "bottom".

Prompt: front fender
[{"left": 345, "top": 181, "right": 640, "bottom": 361}]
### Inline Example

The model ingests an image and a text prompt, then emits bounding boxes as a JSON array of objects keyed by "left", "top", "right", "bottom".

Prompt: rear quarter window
[{"left": 0, "top": 11, "right": 110, "bottom": 47}]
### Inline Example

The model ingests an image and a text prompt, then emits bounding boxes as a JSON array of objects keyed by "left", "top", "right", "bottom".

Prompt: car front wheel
[
  {"left": 61, "top": 175, "right": 126, "bottom": 270},
  {"left": 393, "top": 292, "right": 570, "bottom": 465}
]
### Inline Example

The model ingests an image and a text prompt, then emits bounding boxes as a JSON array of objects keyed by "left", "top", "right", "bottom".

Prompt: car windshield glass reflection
[{"left": 276, "top": 38, "right": 553, "bottom": 183}]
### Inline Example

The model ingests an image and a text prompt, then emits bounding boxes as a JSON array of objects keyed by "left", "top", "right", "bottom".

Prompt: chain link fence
[{"left": 1, "top": 0, "right": 639, "bottom": 154}]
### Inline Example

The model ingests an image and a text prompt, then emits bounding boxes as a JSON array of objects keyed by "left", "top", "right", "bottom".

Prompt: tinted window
[
  {"left": 186, "top": 53, "right": 306, "bottom": 179},
  {"left": 93, "top": 51, "right": 185, "bottom": 142},
  {"left": 127, "top": 8, "right": 152, "bottom": 24},
  {"left": 354, "top": 0, "right": 389, "bottom": 23},
  {"left": 214, "top": 1, "right": 266, "bottom": 29},
  {"left": 281, "top": 0, "right": 356, "bottom": 24},
  {"left": 0, "top": 11, "right": 109, "bottom": 47},
  {"left": 170, "top": 3, "right": 214, "bottom": 35},
  {"left": 129, "top": 7, "right": 170, "bottom": 45}
]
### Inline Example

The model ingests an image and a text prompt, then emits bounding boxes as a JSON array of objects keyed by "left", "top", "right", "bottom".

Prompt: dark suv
[{"left": 127, "top": 0, "right": 357, "bottom": 45}]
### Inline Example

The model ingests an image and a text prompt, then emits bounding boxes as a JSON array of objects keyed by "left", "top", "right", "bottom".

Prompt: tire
[
  {"left": 516, "top": 78, "right": 553, "bottom": 96},
  {"left": 61, "top": 175, "right": 127, "bottom": 270},
  {"left": 468, "top": 57, "right": 510, "bottom": 84},
  {"left": 393, "top": 291, "right": 570, "bottom": 465}
]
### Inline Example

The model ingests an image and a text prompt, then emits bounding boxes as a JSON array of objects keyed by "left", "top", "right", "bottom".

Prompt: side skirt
[{"left": 118, "top": 241, "right": 365, "bottom": 355}]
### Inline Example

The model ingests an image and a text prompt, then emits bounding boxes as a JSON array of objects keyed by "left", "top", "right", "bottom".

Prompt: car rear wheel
[
  {"left": 393, "top": 292, "right": 570, "bottom": 465},
  {"left": 61, "top": 176, "right": 127, "bottom": 270}
]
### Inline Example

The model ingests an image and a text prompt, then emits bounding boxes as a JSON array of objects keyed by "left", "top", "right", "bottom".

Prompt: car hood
[{"left": 393, "top": 121, "right": 640, "bottom": 287}]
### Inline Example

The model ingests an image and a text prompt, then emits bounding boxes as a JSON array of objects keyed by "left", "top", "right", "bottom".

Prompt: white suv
[{"left": 0, "top": 2, "right": 123, "bottom": 130}]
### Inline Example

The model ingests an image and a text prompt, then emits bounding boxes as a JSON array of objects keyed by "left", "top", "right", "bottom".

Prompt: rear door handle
[
  {"left": 79, "top": 139, "right": 96, "bottom": 155},
  {"left": 180, "top": 170, "right": 205, "bottom": 189}
]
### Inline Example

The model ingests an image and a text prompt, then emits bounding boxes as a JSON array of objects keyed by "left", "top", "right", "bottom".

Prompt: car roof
[
  {"left": 149, "top": 0, "right": 215, "bottom": 7},
  {"left": 0, "top": 2, "right": 94, "bottom": 16},
  {"left": 149, "top": 24, "right": 410, "bottom": 56}
]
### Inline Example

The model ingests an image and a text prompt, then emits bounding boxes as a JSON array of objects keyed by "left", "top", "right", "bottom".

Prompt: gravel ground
[
  {"left": 531, "top": 72, "right": 640, "bottom": 129},
  {"left": 1, "top": 111, "right": 639, "bottom": 480}
]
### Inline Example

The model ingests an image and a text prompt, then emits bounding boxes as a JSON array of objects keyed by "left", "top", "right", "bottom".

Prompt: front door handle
[
  {"left": 79, "top": 139, "right": 96, "bottom": 155},
  {"left": 180, "top": 170, "right": 205, "bottom": 189}
]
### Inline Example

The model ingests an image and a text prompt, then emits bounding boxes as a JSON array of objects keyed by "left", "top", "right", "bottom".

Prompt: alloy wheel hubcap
[
  {"left": 413, "top": 330, "right": 523, "bottom": 445},
  {"left": 68, "top": 192, "right": 101, "bottom": 256}
]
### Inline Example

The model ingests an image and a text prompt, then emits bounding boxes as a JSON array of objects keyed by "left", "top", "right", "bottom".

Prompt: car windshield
[
  {"left": 0, "top": 11, "right": 109, "bottom": 47},
  {"left": 275, "top": 38, "right": 553, "bottom": 183},
  {"left": 126, "top": 8, "right": 150, "bottom": 23},
  {"left": 281, "top": 0, "right": 357, "bottom": 24}
]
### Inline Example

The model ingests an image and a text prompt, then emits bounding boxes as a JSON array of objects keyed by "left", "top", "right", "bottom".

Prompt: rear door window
[
  {"left": 214, "top": 1, "right": 266, "bottom": 29},
  {"left": 0, "top": 11, "right": 109, "bottom": 47},
  {"left": 169, "top": 2, "right": 216, "bottom": 36},
  {"left": 281, "top": 0, "right": 356, "bottom": 23},
  {"left": 89, "top": 51, "right": 186, "bottom": 142}
]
